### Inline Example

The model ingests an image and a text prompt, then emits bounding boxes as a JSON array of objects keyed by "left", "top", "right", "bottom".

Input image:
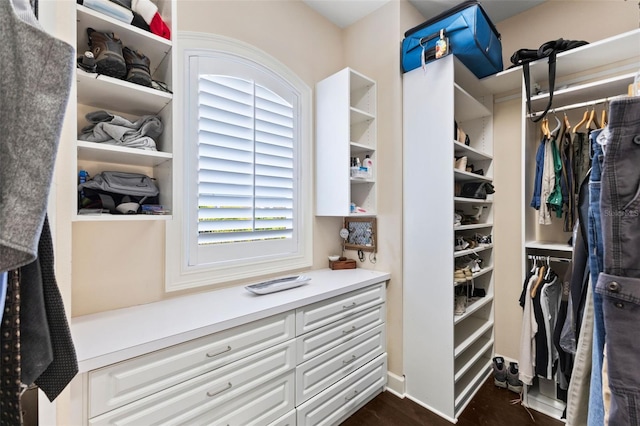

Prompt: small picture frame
[{"left": 343, "top": 217, "right": 377, "bottom": 252}]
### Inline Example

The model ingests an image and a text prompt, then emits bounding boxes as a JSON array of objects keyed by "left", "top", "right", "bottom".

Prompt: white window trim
[{"left": 166, "top": 32, "right": 312, "bottom": 292}]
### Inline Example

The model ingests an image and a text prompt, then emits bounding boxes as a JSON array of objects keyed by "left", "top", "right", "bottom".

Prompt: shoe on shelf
[
  {"left": 77, "top": 50, "right": 96, "bottom": 73},
  {"left": 474, "top": 233, "right": 492, "bottom": 245},
  {"left": 455, "top": 156, "right": 468, "bottom": 171},
  {"left": 454, "top": 294, "right": 467, "bottom": 315},
  {"left": 455, "top": 236, "right": 469, "bottom": 251},
  {"left": 454, "top": 212, "right": 463, "bottom": 227},
  {"left": 507, "top": 362, "right": 524, "bottom": 394},
  {"left": 87, "top": 28, "right": 127, "bottom": 79},
  {"left": 492, "top": 356, "right": 508, "bottom": 389},
  {"left": 123, "top": 46, "right": 152, "bottom": 87}
]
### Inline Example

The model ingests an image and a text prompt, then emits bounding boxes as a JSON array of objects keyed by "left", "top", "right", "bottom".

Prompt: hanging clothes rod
[
  {"left": 528, "top": 93, "right": 628, "bottom": 117},
  {"left": 528, "top": 255, "right": 571, "bottom": 263}
]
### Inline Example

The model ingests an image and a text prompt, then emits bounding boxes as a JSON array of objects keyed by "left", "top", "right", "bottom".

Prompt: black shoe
[
  {"left": 87, "top": 28, "right": 126, "bottom": 79},
  {"left": 77, "top": 50, "right": 96, "bottom": 73},
  {"left": 123, "top": 46, "right": 152, "bottom": 87}
]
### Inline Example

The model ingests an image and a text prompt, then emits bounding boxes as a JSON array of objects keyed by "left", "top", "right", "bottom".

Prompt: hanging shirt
[
  {"left": 547, "top": 137, "right": 564, "bottom": 218},
  {"left": 530, "top": 138, "right": 546, "bottom": 210},
  {"left": 540, "top": 137, "right": 555, "bottom": 224}
]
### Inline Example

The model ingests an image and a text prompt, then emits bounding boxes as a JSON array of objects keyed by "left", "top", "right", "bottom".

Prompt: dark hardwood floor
[{"left": 342, "top": 378, "right": 564, "bottom": 426}]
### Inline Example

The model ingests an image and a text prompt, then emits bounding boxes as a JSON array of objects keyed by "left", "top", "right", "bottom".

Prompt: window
[{"left": 166, "top": 33, "right": 312, "bottom": 291}]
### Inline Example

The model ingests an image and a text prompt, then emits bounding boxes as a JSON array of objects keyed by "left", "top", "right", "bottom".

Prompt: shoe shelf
[
  {"left": 454, "top": 318, "right": 493, "bottom": 358},
  {"left": 454, "top": 358, "right": 492, "bottom": 412},
  {"left": 454, "top": 169, "right": 493, "bottom": 183},
  {"left": 454, "top": 266, "right": 494, "bottom": 289},
  {"left": 76, "top": 4, "right": 172, "bottom": 79},
  {"left": 454, "top": 244, "right": 493, "bottom": 258},
  {"left": 454, "top": 223, "right": 494, "bottom": 231},
  {"left": 77, "top": 140, "right": 172, "bottom": 167},
  {"left": 454, "top": 197, "right": 493, "bottom": 204},
  {"left": 454, "top": 337, "right": 494, "bottom": 382},
  {"left": 453, "top": 141, "right": 493, "bottom": 161},
  {"left": 77, "top": 69, "right": 172, "bottom": 117},
  {"left": 454, "top": 294, "right": 494, "bottom": 325}
]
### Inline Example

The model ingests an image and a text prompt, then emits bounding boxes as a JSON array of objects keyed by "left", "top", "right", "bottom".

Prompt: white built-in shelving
[
  {"left": 316, "top": 68, "right": 376, "bottom": 217},
  {"left": 403, "top": 55, "right": 496, "bottom": 421},
  {"left": 74, "top": 1, "right": 175, "bottom": 221}
]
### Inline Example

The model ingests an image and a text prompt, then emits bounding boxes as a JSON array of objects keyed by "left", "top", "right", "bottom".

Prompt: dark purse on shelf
[
  {"left": 461, "top": 182, "right": 495, "bottom": 200},
  {"left": 510, "top": 38, "right": 588, "bottom": 122}
]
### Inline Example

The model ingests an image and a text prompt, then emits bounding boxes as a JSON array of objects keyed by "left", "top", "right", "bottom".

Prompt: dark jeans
[{"left": 595, "top": 97, "right": 640, "bottom": 426}]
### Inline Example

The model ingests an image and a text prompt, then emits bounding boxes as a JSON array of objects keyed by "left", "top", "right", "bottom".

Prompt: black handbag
[
  {"left": 461, "top": 182, "right": 495, "bottom": 200},
  {"left": 510, "top": 39, "right": 588, "bottom": 122}
]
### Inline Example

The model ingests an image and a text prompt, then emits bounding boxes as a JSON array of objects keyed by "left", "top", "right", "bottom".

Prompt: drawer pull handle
[
  {"left": 343, "top": 355, "right": 357, "bottom": 365},
  {"left": 342, "top": 302, "right": 357, "bottom": 310},
  {"left": 345, "top": 390, "right": 358, "bottom": 401},
  {"left": 342, "top": 326, "right": 357, "bottom": 334},
  {"left": 206, "top": 382, "right": 232, "bottom": 398},
  {"left": 206, "top": 346, "right": 232, "bottom": 358}
]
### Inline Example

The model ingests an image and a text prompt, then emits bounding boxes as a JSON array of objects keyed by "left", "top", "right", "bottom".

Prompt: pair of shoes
[
  {"left": 454, "top": 156, "right": 467, "bottom": 171},
  {"left": 87, "top": 28, "right": 152, "bottom": 87},
  {"left": 456, "top": 255, "right": 482, "bottom": 273},
  {"left": 492, "top": 357, "right": 524, "bottom": 393},
  {"left": 454, "top": 266, "right": 472, "bottom": 283},
  {"left": 492, "top": 357, "right": 508, "bottom": 389}
]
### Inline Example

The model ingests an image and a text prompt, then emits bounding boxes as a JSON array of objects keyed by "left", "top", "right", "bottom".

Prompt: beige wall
[{"left": 492, "top": 0, "right": 638, "bottom": 360}]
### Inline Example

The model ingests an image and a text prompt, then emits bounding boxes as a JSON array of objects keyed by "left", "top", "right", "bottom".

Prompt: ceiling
[{"left": 303, "top": 0, "right": 546, "bottom": 29}]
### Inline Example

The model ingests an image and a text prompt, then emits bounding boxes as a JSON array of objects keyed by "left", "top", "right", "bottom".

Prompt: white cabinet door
[
  {"left": 296, "top": 354, "right": 387, "bottom": 426},
  {"left": 89, "top": 340, "right": 295, "bottom": 425},
  {"left": 296, "top": 324, "right": 385, "bottom": 404},
  {"left": 296, "top": 304, "right": 384, "bottom": 364},
  {"left": 296, "top": 282, "right": 385, "bottom": 335},
  {"left": 89, "top": 312, "right": 294, "bottom": 417}
]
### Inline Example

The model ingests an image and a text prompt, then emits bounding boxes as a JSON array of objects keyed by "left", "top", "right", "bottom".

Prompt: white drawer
[
  {"left": 268, "top": 409, "right": 296, "bottom": 426},
  {"left": 88, "top": 311, "right": 294, "bottom": 418},
  {"left": 296, "top": 354, "right": 387, "bottom": 426},
  {"left": 89, "top": 340, "right": 296, "bottom": 425},
  {"left": 296, "top": 282, "right": 385, "bottom": 335},
  {"left": 296, "top": 324, "right": 385, "bottom": 404},
  {"left": 296, "top": 304, "right": 384, "bottom": 364}
]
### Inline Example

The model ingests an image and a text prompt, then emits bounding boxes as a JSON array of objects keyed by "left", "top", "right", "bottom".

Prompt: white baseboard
[
  {"left": 404, "top": 394, "right": 458, "bottom": 423},
  {"left": 385, "top": 371, "right": 405, "bottom": 398}
]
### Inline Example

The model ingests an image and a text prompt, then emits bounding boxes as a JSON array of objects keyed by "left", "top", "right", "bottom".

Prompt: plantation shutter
[{"left": 197, "top": 75, "right": 294, "bottom": 245}]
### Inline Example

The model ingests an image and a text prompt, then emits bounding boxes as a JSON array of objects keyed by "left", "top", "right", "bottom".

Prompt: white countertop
[{"left": 71, "top": 268, "right": 390, "bottom": 372}]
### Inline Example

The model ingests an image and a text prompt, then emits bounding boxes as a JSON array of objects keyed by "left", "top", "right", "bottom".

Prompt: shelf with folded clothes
[
  {"left": 77, "top": 140, "right": 172, "bottom": 167},
  {"left": 77, "top": 4, "right": 172, "bottom": 79}
]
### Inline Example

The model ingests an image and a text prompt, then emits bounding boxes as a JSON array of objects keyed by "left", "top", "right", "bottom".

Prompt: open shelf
[
  {"left": 73, "top": 213, "right": 172, "bottom": 222},
  {"left": 454, "top": 337, "right": 493, "bottom": 382},
  {"left": 77, "top": 69, "right": 172, "bottom": 116},
  {"left": 454, "top": 169, "right": 493, "bottom": 183},
  {"left": 454, "top": 197, "right": 493, "bottom": 204},
  {"left": 349, "top": 142, "right": 375, "bottom": 155},
  {"left": 454, "top": 358, "right": 492, "bottom": 409},
  {"left": 454, "top": 295, "right": 494, "bottom": 324},
  {"left": 454, "top": 84, "right": 492, "bottom": 122},
  {"left": 350, "top": 107, "right": 375, "bottom": 124},
  {"left": 453, "top": 141, "right": 493, "bottom": 161},
  {"left": 525, "top": 241, "right": 573, "bottom": 253},
  {"left": 454, "top": 318, "right": 493, "bottom": 357},
  {"left": 454, "top": 223, "right": 494, "bottom": 231},
  {"left": 77, "top": 141, "right": 172, "bottom": 167},
  {"left": 454, "top": 244, "right": 493, "bottom": 258}
]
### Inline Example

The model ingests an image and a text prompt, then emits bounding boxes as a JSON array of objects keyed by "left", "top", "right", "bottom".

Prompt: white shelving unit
[
  {"left": 403, "top": 55, "right": 496, "bottom": 422},
  {"left": 316, "top": 68, "right": 376, "bottom": 217},
  {"left": 518, "top": 29, "right": 640, "bottom": 420},
  {"left": 74, "top": 1, "right": 175, "bottom": 221}
]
